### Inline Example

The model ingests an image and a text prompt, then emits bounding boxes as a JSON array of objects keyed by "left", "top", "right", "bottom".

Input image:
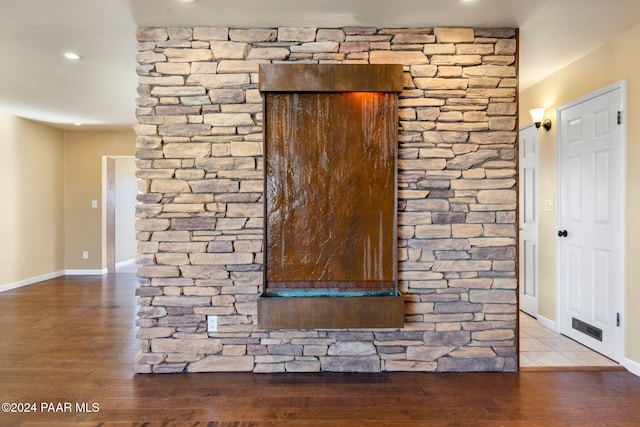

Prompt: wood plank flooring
[{"left": 1, "top": 274, "right": 640, "bottom": 426}]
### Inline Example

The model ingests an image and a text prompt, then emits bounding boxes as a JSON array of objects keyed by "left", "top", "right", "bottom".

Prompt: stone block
[
  {"left": 188, "top": 356, "right": 254, "bottom": 372},
  {"left": 190, "top": 252, "right": 253, "bottom": 265},
  {"left": 327, "top": 342, "right": 376, "bottom": 356},
  {"left": 471, "top": 247, "right": 515, "bottom": 261},
  {"left": 415, "top": 78, "right": 468, "bottom": 90},
  {"left": 406, "top": 346, "right": 453, "bottom": 361},
  {"left": 164, "top": 48, "right": 213, "bottom": 63},
  {"left": 247, "top": 47, "right": 290, "bottom": 60},
  {"left": 188, "top": 73, "right": 250, "bottom": 89},
  {"left": 423, "top": 331, "right": 470, "bottom": 346},
  {"left": 477, "top": 190, "right": 516, "bottom": 205},
  {"left": 210, "top": 41, "right": 250, "bottom": 59},
  {"left": 370, "top": 50, "right": 428, "bottom": 64},
  {"left": 472, "top": 329, "right": 514, "bottom": 341},
  {"left": 303, "top": 345, "right": 329, "bottom": 356},
  {"left": 138, "top": 306, "right": 168, "bottom": 319},
  {"left": 153, "top": 363, "right": 186, "bottom": 373},
  {"left": 254, "top": 363, "right": 285, "bottom": 373},
  {"left": 203, "top": 113, "right": 254, "bottom": 127},
  {"left": 432, "top": 260, "right": 492, "bottom": 272},
  {"left": 422, "top": 44, "right": 456, "bottom": 55},
  {"left": 157, "top": 313, "right": 205, "bottom": 328},
  {"left": 457, "top": 44, "right": 494, "bottom": 55},
  {"left": 414, "top": 225, "right": 451, "bottom": 239},
  {"left": 434, "top": 28, "right": 474, "bottom": 43},
  {"left": 151, "top": 338, "right": 222, "bottom": 354},
  {"left": 285, "top": 360, "right": 321, "bottom": 372},
  {"left": 138, "top": 266, "right": 180, "bottom": 278},
  {"left": 434, "top": 302, "right": 483, "bottom": 314},
  {"left": 152, "top": 295, "right": 211, "bottom": 307},
  {"left": 226, "top": 203, "right": 263, "bottom": 218},
  {"left": 230, "top": 29, "right": 277, "bottom": 42},
  {"left": 137, "top": 28, "right": 168, "bottom": 42},
  {"left": 316, "top": 29, "right": 345, "bottom": 42},
  {"left": 451, "top": 224, "right": 483, "bottom": 238},
  {"left": 495, "top": 39, "right": 516, "bottom": 55},
  {"left": 135, "top": 218, "right": 170, "bottom": 232},
  {"left": 446, "top": 150, "right": 498, "bottom": 170},
  {"left": 404, "top": 199, "right": 450, "bottom": 213},
  {"left": 469, "top": 290, "right": 516, "bottom": 304},
  {"left": 430, "top": 55, "right": 481, "bottom": 66},
  {"left": 320, "top": 355, "right": 380, "bottom": 372},
  {"left": 290, "top": 41, "right": 339, "bottom": 53},
  {"left": 278, "top": 27, "right": 317, "bottom": 42},
  {"left": 385, "top": 360, "right": 437, "bottom": 371},
  {"left": 155, "top": 253, "right": 190, "bottom": 266},
  {"left": 405, "top": 302, "right": 435, "bottom": 315},
  {"left": 193, "top": 27, "right": 228, "bottom": 40},
  {"left": 268, "top": 344, "right": 303, "bottom": 356},
  {"left": 437, "top": 356, "right": 505, "bottom": 372},
  {"left": 431, "top": 213, "right": 466, "bottom": 224}
]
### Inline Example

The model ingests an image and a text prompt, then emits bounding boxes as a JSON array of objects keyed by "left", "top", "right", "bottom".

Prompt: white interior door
[
  {"left": 557, "top": 82, "right": 624, "bottom": 361},
  {"left": 519, "top": 125, "right": 539, "bottom": 317}
]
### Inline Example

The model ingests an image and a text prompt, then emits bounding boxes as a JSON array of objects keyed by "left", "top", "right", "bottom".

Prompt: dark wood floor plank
[{"left": 1, "top": 275, "right": 640, "bottom": 425}]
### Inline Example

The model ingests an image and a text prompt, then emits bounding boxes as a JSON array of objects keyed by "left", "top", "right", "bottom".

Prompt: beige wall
[
  {"left": 64, "top": 130, "right": 136, "bottom": 270},
  {"left": 519, "top": 23, "right": 640, "bottom": 365},
  {"left": 0, "top": 111, "right": 65, "bottom": 286}
]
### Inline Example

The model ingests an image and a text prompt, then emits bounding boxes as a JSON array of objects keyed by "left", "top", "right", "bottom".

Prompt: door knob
[{"left": 558, "top": 230, "right": 568, "bottom": 237}]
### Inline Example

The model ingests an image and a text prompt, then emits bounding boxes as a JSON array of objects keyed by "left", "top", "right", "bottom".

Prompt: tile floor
[{"left": 519, "top": 312, "right": 619, "bottom": 368}]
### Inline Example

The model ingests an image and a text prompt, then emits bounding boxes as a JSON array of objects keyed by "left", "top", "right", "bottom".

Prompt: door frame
[{"left": 555, "top": 80, "right": 626, "bottom": 361}]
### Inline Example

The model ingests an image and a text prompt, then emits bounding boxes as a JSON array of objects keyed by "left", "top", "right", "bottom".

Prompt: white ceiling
[{"left": 1, "top": 0, "right": 639, "bottom": 130}]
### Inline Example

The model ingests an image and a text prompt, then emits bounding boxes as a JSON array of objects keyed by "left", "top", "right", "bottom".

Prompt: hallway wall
[{"left": 0, "top": 111, "right": 65, "bottom": 289}]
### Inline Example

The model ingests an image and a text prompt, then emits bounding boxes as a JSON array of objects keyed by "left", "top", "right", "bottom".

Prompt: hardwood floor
[{"left": 1, "top": 274, "right": 640, "bottom": 426}]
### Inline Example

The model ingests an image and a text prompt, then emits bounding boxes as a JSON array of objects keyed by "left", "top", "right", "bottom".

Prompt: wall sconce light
[{"left": 529, "top": 108, "right": 551, "bottom": 131}]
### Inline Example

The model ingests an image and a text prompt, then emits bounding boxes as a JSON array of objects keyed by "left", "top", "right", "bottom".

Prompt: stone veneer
[{"left": 134, "top": 26, "right": 518, "bottom": 373}]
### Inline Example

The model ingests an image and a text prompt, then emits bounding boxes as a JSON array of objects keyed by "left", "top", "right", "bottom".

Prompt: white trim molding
[
  {"left": 0, "top": 270, "right": 65, "bottom": 293},
  {"left": 65, "top": 269, "right": 108, "bottom": 276}
]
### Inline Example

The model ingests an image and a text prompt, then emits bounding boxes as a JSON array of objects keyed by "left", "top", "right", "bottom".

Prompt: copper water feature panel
[{"left": 258, "top": 64, "right": 404, "bottom": 328}]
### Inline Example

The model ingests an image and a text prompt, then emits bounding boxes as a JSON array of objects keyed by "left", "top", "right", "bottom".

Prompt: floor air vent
[{"left": 572, "top": 317, "right": 603, "bottom": 341}]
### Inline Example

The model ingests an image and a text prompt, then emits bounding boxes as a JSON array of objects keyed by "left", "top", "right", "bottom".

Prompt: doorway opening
[
  {"left": 103, "top": 156, "right": 137, "bottom": 275},
  {"left": 518, "top": 81, "right": 626, "bottom": 369}
]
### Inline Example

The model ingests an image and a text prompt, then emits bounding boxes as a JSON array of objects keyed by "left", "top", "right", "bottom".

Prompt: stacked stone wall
[{"left": 134, "top": 26, "right": 518, "bottom": 373}]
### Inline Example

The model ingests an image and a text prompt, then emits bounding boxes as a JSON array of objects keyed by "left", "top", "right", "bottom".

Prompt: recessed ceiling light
[
  {"left": 178, "top": 0, "right": 197, "bottom": 2},
  {"left": 72, "top": 122, "right": 82, "bottom": 126},
  {"left": 63, "top": 52, "right": 82, "bottom": 60}
]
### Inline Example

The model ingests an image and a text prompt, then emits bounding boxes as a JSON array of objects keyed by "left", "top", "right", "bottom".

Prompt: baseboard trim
[
  {"left": 622, "top": 357, "right": 640, "bottom": 378},
  {"left": 116, "top": 259, "right": 135, "bottom": 269},
  {"left": 536, "top": 314, "right": 559, "bottom": 332},
  {"left": 520, "top": 365, "right": 627, "bottom": 372},
  {"left": 0, "top": 270, "right": 65, "bottom": 293},
  {"left": 65, "top": 269, "right": 108, "bottom": 276}
]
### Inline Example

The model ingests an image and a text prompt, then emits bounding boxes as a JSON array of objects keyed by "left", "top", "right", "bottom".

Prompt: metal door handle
[{"left": 558, "top": 230, "right": 568, "bottom": 237}]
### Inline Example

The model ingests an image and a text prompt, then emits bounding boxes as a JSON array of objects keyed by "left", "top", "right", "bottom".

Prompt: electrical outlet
[
  {"left": 207, "top": 315, "right": 218, "bottom": 332},
  {"left": 91, "top": 200, "right": 98, "bottom": 208},
  {"left": 82, "top": 251, "right": 89, "bottom": 259}
]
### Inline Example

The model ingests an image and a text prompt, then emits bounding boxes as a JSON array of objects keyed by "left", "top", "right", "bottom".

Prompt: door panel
[
  {"left": 519, "top": 125, "right": 539, "bottom": 317},
  {"left": 558, "top": 85, "right": 623, "bottom": 361}
]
